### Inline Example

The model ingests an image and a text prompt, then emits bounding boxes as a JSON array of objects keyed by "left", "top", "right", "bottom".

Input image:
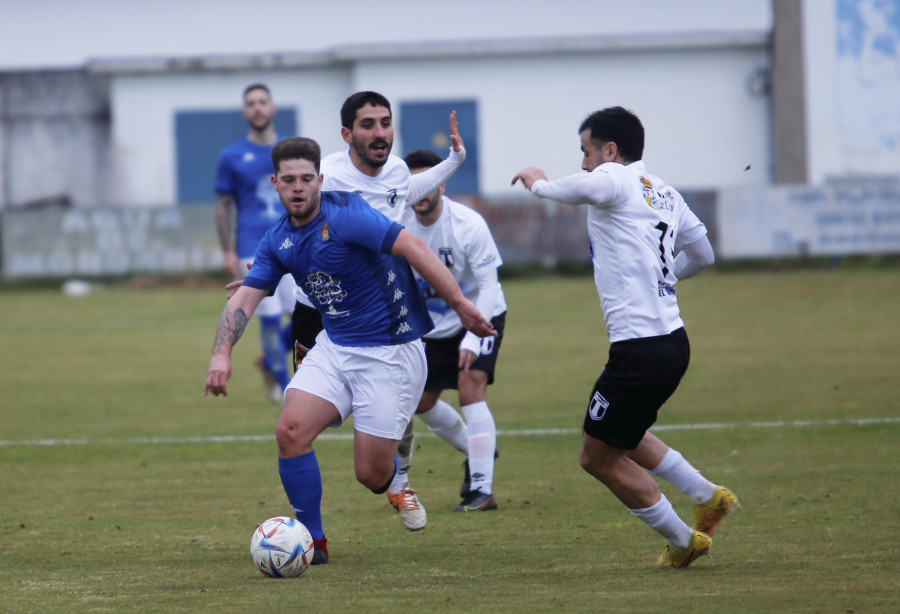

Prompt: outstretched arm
[
  {"left": 204, "top": 285, "right": 269, "bottom": 396},
  {"left": 512, "top": 167, "right": 617, "bottom": 205},
  {"left": 407, "top": 111, "right": 467, "bottom": 204},
  {"left": 391, "top": 229, "right": 496, "bottom": 339}
]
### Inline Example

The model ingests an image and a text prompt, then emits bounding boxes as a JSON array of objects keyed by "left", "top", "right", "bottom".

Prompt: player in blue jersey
[
  {"left": 214, "top": 83, "right": 295, "bottom": 402},
  {"left": 204, "top": 136, "right": 495, "bottom": 565}
]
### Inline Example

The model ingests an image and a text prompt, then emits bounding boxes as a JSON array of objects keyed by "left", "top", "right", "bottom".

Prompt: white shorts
[
  {"left": 286, "top": 331, "right": 426, "bottom": 440},
  {"left": 240, "top": 257, "right": 297, "bottom": 317}
]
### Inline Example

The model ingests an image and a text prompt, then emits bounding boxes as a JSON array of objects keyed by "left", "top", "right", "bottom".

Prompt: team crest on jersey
[
  {"left": 305, "top": 271, "right": 347, "bottom": 308},
  {"left": 321, "top": 224, "right": 330, "bottom": 241},
  {"left": 387, "top": 188, "right": 399, "bottom": 207},
  {"left": 439, "top": 247, "right": 455, "bottom": 268},
  {"left": 589, "top": 391, "right": 610, "bottom": 421},
  {"left": 640, "top": 176, "right": 656, "bottom": 209}
]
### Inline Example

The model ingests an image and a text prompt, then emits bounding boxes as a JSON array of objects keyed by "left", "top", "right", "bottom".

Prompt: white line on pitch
[{"left": 0, "top": 416, "right": 897, "bottom": 448}]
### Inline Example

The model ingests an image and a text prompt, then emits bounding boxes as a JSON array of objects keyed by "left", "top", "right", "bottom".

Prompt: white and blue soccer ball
[{"left": 250, "top": 516, "right": 315, "bottom": 578}]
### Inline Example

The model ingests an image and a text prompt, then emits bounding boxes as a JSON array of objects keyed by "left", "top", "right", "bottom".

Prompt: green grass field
[{"left": 2, "top": 269, "right": 899, "bottom": 613}]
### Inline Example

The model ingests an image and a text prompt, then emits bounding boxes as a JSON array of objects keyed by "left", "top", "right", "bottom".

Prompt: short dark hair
[
  {"left": 404, "top": 149, "right": 442, "bottom": 171},
  {"left": 243, "top": 83, "right": 271, "bottom": 99},
  {"left": 578, "top": 106, "right": 644, "bottom": 163},
  {"left": 340, "top": 91, "right": 391, "bottom": 129},
  {"left": 271, "top": 137, "right": 322, "bottom": 173}
]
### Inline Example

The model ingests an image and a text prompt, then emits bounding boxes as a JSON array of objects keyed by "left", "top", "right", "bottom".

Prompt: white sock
[
  {"left": 418, "top": 399, "right": 468, "bottom": 453},
  {"left": 389, "top": 426, "right": 415, "bottom": 493},
  {"left": 630, "top": 494, "right": 694, "bottom": 549},
  {"left": 648, "top": 448, "right": 717, "bottom": 505},
  {"left": 461, "top": 401, "right": 496, "bottom": 495}
]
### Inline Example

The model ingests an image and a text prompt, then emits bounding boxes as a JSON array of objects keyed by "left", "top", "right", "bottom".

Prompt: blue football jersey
[
  {"left": 214, "top": 137, "right": 283, "bottom": 259},
  {"left": 243, "top": 191, "right": 434, "bottom": 347}
]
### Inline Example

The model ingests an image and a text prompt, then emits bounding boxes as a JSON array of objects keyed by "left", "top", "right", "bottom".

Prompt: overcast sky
[{"left": 0, "top": 0, "right": 772, "bottom": 71}]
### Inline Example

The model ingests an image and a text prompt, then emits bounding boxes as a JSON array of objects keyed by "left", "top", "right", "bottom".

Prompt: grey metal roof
[{"left": 87, "top": 30, "right": 770, "bottom": 75}]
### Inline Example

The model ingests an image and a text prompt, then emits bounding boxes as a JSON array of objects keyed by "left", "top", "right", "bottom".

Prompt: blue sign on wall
[
  {"left": 174, "top": 108, "right": 297, "bottom": 204},
  {"left": 399, "top": 100, "right": 479, "bottom": 195}
]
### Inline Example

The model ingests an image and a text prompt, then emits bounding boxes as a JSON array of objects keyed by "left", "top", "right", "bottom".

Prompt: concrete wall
[
  {"left": 92, "top": 33, "right": 771, "bottom": 208},
  {"left": 0, "top": 71, "right": 110, "bottom": 208},
  {"left": 357, "top": 44, "right": 772, "bottom": 195},
  {"left": 107, "top": 68, "right": 351, "bottom": 207}
]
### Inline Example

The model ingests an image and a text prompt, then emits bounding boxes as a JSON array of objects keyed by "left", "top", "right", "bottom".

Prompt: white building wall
[
  {"left": 105, "top": 39, "right": 770, "bottom": 206},
  {"left": 108, "top": 68, "right": 352, "bottom": 206},
  {"left": 803, "top": 0, "right": 843, "bottom": 184},
  {"left": 357, "top": 45, "right": 771, "bottom": 196},
  {"left": 804, "top": 0, "right": 900, "bottom": 182}
]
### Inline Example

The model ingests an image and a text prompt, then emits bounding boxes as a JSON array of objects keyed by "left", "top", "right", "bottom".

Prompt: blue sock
[
  {"left": 278, "top": 452, "right": 325, "bottom": 540},
  {"left": 259, "top": 314, "right": 289, "bottom": 391},
  {"left": 280, "top": 321, "right": 294, "bottom": 353}
]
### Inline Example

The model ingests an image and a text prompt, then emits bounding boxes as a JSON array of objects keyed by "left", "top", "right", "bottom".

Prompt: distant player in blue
[
  {"left": 214, "top": 83, "right": 295, "bottom": 402},
  {"left": 204, "top": 137, "right": 496, "bottom": 565}
]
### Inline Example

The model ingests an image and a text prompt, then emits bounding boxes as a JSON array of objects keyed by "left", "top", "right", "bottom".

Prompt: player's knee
[
  {"left": 274, "top": 418, "right": 312, "bottom": 457},
  {"left": 415, "top": 398, "right": 436, "bottom": 414},
  {"left": 579, "top": 445, "right": 609, "bottom": 479},
  {"left": 578, "top": 447, "right": 593, "bottom": 473},
  {"left": 457, "top": 377, "right": 487, "bottom": 405},
  {"left": 356, "top": 466, "right": 391, "bottom": 492}
]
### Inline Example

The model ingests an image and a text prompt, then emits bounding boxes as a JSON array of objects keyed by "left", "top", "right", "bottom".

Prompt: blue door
[
  {"left": 399, "top": 100, "right": 479, "bottom": 195},
  {"left": 175, "top": 108, "right": 297, "bottom": 204}
]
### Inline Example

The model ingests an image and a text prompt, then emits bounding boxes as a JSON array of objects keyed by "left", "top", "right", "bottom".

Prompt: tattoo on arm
[{"left": 212, "top": 307, "right": 249, "bottom": 352}]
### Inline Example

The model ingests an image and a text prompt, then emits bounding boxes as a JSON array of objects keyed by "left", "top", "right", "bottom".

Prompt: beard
[
  {"left": 415, "top": 193, "right": 441, "bottom": 216},
  {"left": 249, "top": 115, "right": 273, "bottom": 132},
  {"left": 351, "top": 136, "right": 392, "bottom": 170}
]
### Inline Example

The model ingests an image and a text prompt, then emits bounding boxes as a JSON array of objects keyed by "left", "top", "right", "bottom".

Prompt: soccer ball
[{"left": 249, "top": 516, "right": 315, "bottom": 578}]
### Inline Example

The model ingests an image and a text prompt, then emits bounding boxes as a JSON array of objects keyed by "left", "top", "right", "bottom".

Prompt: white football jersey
[
  {"left": 295, "top": 148, "right": 466, "bottom": 306},
  {"left": 532, "top": 160, "right": 707, "bottom": 343},
  {"left": 321, "top": 150, "right": 411, "bottom": 222},
  {"left": 402, "top": 196, "right": 506, "bottom": 339}
]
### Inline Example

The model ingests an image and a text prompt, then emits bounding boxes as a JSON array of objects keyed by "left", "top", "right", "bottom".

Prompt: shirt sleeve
[
  {"left": 673, "top": 235, "right": 714, "bottom": 281},
  {"left": 531, "top": 168, "right": 619, "bottom": 205},
  {"left": 406, "top": 147, "right": 466, "bottom": 204},
  {"left": 333, "top": 195, "right": 399, "bottom": 253},
  {"left": 459, "top": 216, "right": 502, "bottom": 354},
  {"left": 674, "top": 201, "right": 708, "bottom": 249},
  {"left": 243, "top": 233, "right": 285, "bottom": 290},
  {"left": 459, "top": 263, "right": 500, "bottom": 355}
]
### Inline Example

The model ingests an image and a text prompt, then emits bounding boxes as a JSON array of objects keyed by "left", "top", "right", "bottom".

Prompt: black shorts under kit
[
  {"left": 423, "top": 312, "right": 506, "bottom": 391},
  {"left": 582, "top": 327, "right": 690, "bottom": 450}
]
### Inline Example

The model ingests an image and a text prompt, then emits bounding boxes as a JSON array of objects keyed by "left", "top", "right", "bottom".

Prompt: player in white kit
[
  {"left": 402, "top": 149, "right": 507, "bottom": 512},
  {"left": 512, "top": 106, "right": 737, "bottom": 568}
]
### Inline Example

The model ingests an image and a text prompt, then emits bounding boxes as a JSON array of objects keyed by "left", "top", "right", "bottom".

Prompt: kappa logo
[
  {"left": 588, "top": 391, "right": 610, "bottom": 421},
  {"left": 474, "top": 254, "right": 497, "bottom": 269},
  {"left": 279, "top": 237, "right": 295, "bottom": 250}
]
